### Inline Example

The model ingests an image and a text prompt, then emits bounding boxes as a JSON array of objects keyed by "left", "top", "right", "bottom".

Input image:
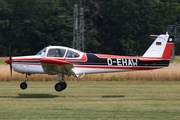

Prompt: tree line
[{"left": 0, "top": 0, "right": 180, "bottom": 56}]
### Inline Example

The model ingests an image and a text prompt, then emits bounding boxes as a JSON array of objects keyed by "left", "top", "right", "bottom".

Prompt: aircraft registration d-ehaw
[{"left": 5, "top": 33, "right": 174, "bottom": 92}]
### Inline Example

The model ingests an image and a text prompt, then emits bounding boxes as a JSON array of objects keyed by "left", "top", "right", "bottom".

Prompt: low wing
[{"left": 39, "top": 58, "right": 77, "bottom": 77}]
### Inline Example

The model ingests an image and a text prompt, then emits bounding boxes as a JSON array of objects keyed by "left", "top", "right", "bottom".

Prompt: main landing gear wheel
[
  {"left": 54, "top": 82, "right": 67, "bottom": 92},
  {"left": 20, "top": 82, "right": 27, "bottom": 90}
]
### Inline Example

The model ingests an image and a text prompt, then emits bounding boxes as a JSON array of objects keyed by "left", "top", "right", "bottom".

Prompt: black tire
[
  {"left": 20, "top": 82, "right": 27, "bottom": 90},
  {"left": 60, "top": 82, "right": 67, "bottom": 90},
  {"left": 54, "top": 83, "right": 62, "bottom": 92}
]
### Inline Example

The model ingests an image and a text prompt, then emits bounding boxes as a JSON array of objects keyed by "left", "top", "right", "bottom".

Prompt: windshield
[{"left": 36, "top": 47, "right": 47, "bottom": 56}]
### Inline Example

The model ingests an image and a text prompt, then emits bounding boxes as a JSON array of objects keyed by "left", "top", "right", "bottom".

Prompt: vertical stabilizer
[{"left": 142, "top": 34, "right": 174, "bottom": 59}]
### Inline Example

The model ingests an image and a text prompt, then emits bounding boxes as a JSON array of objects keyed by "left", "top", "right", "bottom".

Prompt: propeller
[{"left": 7, "top": 45, "right": 12, "bottom": 77}]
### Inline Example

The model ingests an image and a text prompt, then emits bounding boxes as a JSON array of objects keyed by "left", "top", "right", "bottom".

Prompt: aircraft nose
[{"left": 5, "top": 59, "right": 11, "bottom": 64}]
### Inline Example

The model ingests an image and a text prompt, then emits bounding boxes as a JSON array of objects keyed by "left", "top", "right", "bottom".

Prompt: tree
[{"left": 0, "top": 0, "right": 180, "bottom": 56}]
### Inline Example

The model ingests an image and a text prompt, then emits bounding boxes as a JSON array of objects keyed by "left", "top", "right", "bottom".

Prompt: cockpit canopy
[{"left": 36, "top": 46, "right": 82, "bottom": 58}]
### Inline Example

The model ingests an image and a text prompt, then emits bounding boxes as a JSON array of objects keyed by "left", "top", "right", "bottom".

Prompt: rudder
[
  {"left": 161, "top": 36, "right": 174, "bottom": 59},
  {"left": 142, "top": 33, "right": 174, "bottom": 59}
]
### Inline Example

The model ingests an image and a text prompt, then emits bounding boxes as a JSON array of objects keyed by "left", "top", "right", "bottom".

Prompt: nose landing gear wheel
[{"left": 20, "top": 82, "right": 27, "bottom": 90}]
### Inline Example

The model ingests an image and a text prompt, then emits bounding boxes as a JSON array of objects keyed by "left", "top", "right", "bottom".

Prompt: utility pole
[
  {"left": 167, "top": 19, "right": 180, "bottom": 61},
  {"left": 167, "top": 19, "right": 180, "bottom": 42},
  {"left": 73, "top": 4, "right": 79, "bottom": 51},
  {"left": 73, "top": 4, "right": 84, "bottom": 51},
  {"left": 79, "top": 6, "right": 84, "bottom": 51}
]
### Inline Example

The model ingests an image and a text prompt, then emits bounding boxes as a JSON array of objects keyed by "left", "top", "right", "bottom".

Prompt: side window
[
  {"left": 47, "top": 48, "right": 66, "bottom": 57},
  {"left": 66, "top": 50, "right": 80, "bottom": 58}
]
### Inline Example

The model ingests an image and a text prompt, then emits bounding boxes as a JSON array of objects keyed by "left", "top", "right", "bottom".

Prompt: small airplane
[{"left": 5, "top": 33, "right": 174, "bottom": 92}]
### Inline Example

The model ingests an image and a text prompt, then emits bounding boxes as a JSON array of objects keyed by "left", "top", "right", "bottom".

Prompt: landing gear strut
[
  {"left": 55, "top": 73, "right": 67, "bottom": 92},
  {"left": 20, "top": 74, "right": 28, "bottom": 90}
]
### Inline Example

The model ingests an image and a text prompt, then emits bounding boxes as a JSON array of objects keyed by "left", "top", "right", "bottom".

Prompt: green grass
[
  {"left": 0, "top": 57, "right": 7, "bottom": 65},
  {"left": 0, "top": 81, "right": 180, "bottom": 120}
]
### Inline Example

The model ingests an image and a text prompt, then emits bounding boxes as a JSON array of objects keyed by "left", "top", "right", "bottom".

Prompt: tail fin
[{"left": 142, "top": 33, "right": 174, "bottom": 59}]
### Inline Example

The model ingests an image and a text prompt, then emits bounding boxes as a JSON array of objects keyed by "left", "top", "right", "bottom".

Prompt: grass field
[
  {"left": 0, "top": 81, "right": 180, "bottom": 120},
  {"left": 0, "top": 57, "right": 7, "bottom": 65}
]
